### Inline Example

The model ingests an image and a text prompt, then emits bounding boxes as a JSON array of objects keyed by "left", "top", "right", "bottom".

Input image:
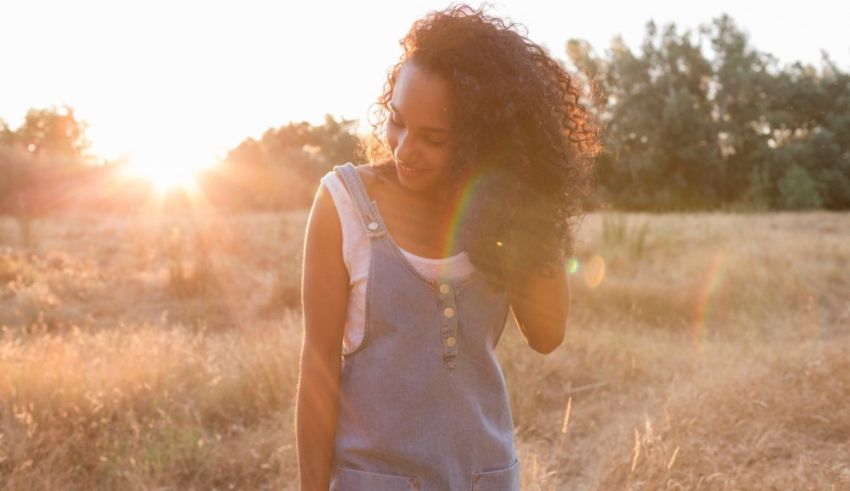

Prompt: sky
[{"left": 2, "top": 0, "right": 848, "bottom": 169}]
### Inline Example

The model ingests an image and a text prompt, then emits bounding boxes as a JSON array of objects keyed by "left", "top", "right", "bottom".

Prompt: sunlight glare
[{"left": 120, "top": 149, "right": 215, "bottom": 194}]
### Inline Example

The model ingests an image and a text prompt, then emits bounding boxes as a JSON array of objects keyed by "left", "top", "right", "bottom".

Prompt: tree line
[
  {"left": 569, "top": 14, "right": 849, "bottom": 210},
  {"left": 2, "top": 14, "right": 848, "bottom": 226}
]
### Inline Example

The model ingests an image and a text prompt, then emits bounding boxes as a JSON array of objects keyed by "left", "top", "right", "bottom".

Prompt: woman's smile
[{"left": 396, "top": 161, "right": 432, "bottom": 179}]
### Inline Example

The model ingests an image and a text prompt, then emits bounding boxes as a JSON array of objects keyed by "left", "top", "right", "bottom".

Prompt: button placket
[{"left": 438, "top": 280, "right": 458, "bottom": 367}]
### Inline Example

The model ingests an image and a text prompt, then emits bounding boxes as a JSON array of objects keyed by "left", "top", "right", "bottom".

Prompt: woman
[{"left": 296, "top": 5, "right": 596, "bottom": 490}]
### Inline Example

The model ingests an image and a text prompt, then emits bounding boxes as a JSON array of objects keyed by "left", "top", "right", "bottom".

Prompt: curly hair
[{"left": 365, "top": 3, "right": 600, "bottom": 286}]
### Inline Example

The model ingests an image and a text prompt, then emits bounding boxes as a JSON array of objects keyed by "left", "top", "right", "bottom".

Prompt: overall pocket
[
  {"left": 330, "top": 467, "right": 420, "bottom": 491},
  {"left": 472, "top": 458, "right": 520, "bottom": 491}
]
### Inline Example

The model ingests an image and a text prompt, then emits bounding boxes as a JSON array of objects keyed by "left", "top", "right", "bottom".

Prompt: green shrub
[{"left": 778, "top": 164, "right": 823, "bottom": 210}]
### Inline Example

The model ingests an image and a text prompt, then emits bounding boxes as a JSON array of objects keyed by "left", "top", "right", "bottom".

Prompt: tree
[
  {"left": 0, "top": 118, "right": 15, "bottom": 146},
  {"left": 0, "top": 144, "right": 40, "bottom": 245},
  {"left": 0, "top": 106, "right": 93, "bottom": 244},
  {"left": 572, "top": 21, "right": 719, "bottom": 209},
  {"left": 13, "top": 105, "right": 92, "bottom": 162},
  {"left": 214, "top": 115, "right": 362, "bottom": 210},
  {"left": 706, "top": 14, "right": 777, "bottom": 204}
]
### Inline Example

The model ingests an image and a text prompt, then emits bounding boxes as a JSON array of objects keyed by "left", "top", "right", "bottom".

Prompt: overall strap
[{"left": 333, "top": 163, "right": 387, "bottom": 239}]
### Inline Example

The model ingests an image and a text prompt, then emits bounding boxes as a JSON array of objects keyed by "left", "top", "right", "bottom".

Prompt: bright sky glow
[{"left": 2, "top": 0, "right": 847, "bottom": 168}]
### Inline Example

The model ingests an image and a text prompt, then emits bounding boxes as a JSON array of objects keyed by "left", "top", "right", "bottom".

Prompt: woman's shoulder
[
  {"left": 322, "top": 162, "right": 383, "bottom": 181},
  {"left": 324, "top": 161, "right": 395, "bottom": 194},
  {"left": 320, "top": 163, "right": 385, "bottom": 222},
  {"left": 354, "top": 162, "right": 392, "bottom": 186}
]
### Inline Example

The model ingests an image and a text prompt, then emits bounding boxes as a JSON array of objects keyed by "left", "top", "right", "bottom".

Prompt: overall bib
[{"left": 330, "top": 163, "right": 520, "bottom": 491}]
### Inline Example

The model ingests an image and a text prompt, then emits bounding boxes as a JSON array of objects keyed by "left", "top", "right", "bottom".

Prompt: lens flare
[
  {"left": 566, "top": 257, "right": 579, "bottom": 274},
  {"left": 583, "top": 255, "right": 606, "bottom": 288},
  {"left": 439, "top": 169, "right": 488, "bottom": 257},
  {"left": 691, "top": 249, "right": 728, "bottom": 350}
]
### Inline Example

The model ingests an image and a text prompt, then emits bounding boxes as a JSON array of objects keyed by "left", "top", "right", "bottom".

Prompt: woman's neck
[{"left": 377, "top": 168, "right": 458, "bottom": 217}]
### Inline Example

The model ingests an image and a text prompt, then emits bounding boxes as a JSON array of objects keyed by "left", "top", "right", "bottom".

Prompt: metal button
[
  {"left": 446, "top": 336, "right": 456, "bottom": 347},
  {"left": 443, "top": 307, "right": 455, "bottom": 318},
  {"left": 439, "top": 283, "right": 450, "bottom": 294},
  {"left": 367, "top": 222, "right": 379, "bottom": 231}
]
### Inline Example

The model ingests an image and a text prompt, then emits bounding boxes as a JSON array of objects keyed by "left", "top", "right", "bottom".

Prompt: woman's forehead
[{"left": 391, "top": 61, "right": 452, "bottom": 129}]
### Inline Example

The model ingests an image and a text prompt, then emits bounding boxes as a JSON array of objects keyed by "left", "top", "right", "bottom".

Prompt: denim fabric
[{"left": 329, "top": 163, "right": 519, "bottom": 491}]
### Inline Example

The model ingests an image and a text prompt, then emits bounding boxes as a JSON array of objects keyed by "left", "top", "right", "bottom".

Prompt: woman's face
[{"left": 386, "top": 60, "right": 456, "bottom": 194}]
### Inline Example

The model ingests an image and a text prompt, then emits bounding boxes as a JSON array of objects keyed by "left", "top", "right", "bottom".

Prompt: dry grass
[{"left": 0, "top": 210, "right": 848, "bottom": 490}]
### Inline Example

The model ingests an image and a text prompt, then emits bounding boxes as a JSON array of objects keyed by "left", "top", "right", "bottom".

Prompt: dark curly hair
[{"left": 365, "top": 3, "right": 599, "bottom": 286}]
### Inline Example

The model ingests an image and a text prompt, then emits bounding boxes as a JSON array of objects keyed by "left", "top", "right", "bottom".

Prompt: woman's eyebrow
[{"left": 389, "top": 102, "right": 450, "bottom": 134}]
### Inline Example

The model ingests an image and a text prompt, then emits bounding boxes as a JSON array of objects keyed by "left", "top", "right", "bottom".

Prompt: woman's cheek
[{"left": 432, "top": 147, "right": 454, "bottom": 173}]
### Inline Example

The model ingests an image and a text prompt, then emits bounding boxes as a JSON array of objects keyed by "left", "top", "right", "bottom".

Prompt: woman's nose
[{"left": 393, "top": 130, "right": 417, "bottom": 164}]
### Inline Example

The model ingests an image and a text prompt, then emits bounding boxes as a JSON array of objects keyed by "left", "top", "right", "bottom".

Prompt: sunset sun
[{"left": 120, "top": 150, "right": 216, "bottom": 194}]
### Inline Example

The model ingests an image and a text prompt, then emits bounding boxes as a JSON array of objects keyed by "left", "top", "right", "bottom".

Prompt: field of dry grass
[{"left": 0, "top": 209, "right": 848, "bottom": 490}]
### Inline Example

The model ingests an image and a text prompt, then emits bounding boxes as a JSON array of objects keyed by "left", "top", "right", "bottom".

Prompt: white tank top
[{"left": 320, "top": 169, "right": 475, "bottom": 354}]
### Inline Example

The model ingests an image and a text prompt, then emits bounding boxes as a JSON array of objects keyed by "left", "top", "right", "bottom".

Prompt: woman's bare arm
[
  {"left": 508, "top": 266, "right": 570, "bottom": 354},
  {"left": 296, "top": 183, "right": 349, "bottom": 491}
]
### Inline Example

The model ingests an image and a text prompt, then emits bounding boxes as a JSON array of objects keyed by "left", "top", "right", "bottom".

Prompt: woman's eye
[{"left": 427, "top": 139, "right": 447, "bottom": 147}]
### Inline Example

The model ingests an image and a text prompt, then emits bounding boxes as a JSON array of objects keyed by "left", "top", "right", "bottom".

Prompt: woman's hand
[
  {"left": 296, "top": 183, "right": 349, "bottom": 490},
  {"left": 507, "top": 264, "right": 569, "bottom": 354}
]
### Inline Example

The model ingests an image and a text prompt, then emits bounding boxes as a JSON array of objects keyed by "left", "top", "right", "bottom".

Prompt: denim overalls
[{"left": 329, "top": 163, "right": 520, "bottom": 491}]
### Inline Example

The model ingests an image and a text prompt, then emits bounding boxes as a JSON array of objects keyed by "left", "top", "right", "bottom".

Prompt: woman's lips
[{"left": 397, "top": 162, "right": 429, "bottom": 177}]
